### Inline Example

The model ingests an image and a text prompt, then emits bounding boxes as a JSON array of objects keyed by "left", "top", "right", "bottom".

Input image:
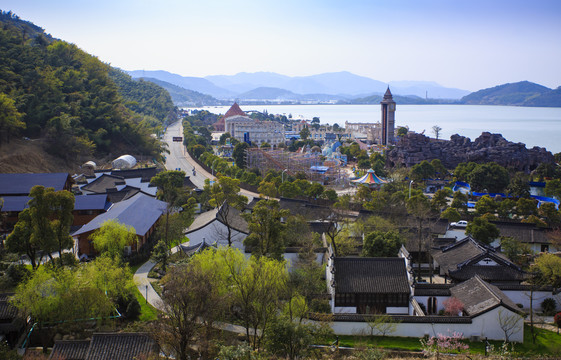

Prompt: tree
[
  {"left": 219, "top": 132, "right": 231, "bottom": 145},
  {"left": 554, "top": 312, "right": 561, "bottom": 334},
  {"left": 190, "top": 144, "right": 206, "bottom": 158},
  {"left": 539, "top": 202, "right": 560, "bottom": 227},
  {"left": 91, "top": 220, "right": 137, "bottom": 259},
  {"left": 431, "top": 159, "right": 448, "bottom": 178},
  {"left": 306, "top": 182, "right": 324, "bottom": 199},
  {"left": 453, "top": 162, "right": 478, "bottom": 182},
  {"left": 533, "top": 253, "right": 561, "bottom": 288},
  {"left": 12, "top": 255, "right": 134, "bottom": 349},
  {"left": 233, "top": 142, "right": 250, "bottom": 168},
  {"left": 441, "top": 207, "right": 461, "bottom": 223},
  {"left": 432, "top": 125, "right": 442, "bottom": 140},
  {"left": 498, "top": 199, "right": 516, "bottom": 219},
  {"left": 475, "top": 195, "right": 497, "bottom": 216},
  {"left": 153, "top": 259, "right": 227, "bottom": 360},
  {"left": 431, "top": 188, "right": 451, "bottom": 212},
  {"left": 220, "top": 248, "right": 287, "bottom": 350},
  {"left": 362, "top": 230, "right": 403, "bottom": 257},
  {"left": 151, "top": 170, "right": 190, "bottom": 248},
  {"left": 407, "top": 194, "right": 434, "bottom": 278},
  {"left": 545, "top": 179, "right": 561, "bottom": 199},
  {"left": 299, "top": 126, "right": 310, "bottom": 140},
  {"left": 0, "top": 92, "right": 25, "bottom": 145},
  {"left": 443, "top": 297, "right": 464, "bottom": 316},
  {"left": 500, "top": 237, "right": 531, "bottom": 266},
  {"left": 516, "top": 198, "right": 538, "bottom": 217},
  {"left": 396, "top": 126, "right": 408, "bottom": 137},
  {"left": 468, "top": 162, "right": 510, "bottom": 193},
  {"left": 451, "top": 191, "right": 468, "bottom": 213},
  {"left": 410, "top": 160, "right": 435, "bottom": 182},
  {"left": 5, "top": 186, "right": 74, "bottom": 268},
  {"left": 365, "top": 314, "right": 399, "bottom": 336},
  {"left": 209, "top": 176, "right": 248, "bottom": 246},
  {"left": 507, "top": 172, "right": 530, "bottom": 198},
  {"left": 243, "top": 200, "right": 289, "bottom": 259},
  {"left": 322, "top": 189, "right": 338, "bottom": 202},
  {"left": 258, "top": 180, "right": 278, "bottom": 199},
  {"left": 465, "top": 217, "right": 500, "bottom": 245}
]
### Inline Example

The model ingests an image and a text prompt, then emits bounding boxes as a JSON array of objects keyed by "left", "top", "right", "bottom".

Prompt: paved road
[{"left": 162, "top": 121, "right": 257, "bottom": 200}]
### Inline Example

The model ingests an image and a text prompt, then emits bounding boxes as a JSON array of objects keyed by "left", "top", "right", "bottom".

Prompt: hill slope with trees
[
  {"left": 0, "top": 11, "right": 171, "bottom": 169},
  {"left": 460, "top": 81, "right": 561, "bottom": 106}
]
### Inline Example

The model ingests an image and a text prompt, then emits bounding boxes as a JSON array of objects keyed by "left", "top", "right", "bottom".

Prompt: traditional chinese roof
[
  {"left": 333, "top": 257, "right": 410, "bottom": 294},
  {"left": 51, "top": 333, "right": 157, "bottom": 360},
  {"left": 450, "top": 275, "right": 524, "bottom": 317},
  {"left": 186, "top": 203, "right": 249, "bottom": 235},
  {"left": 179, "top": 238, "right": 215, "bottom": 256},
  {"left": 494, "top": 221, "right": 550, "bottom": 244},
  {"left": 432, "top": 237, "right": 524, "bottom": 283},
  {"left": 72, "top": 193, "right": 167, "bottom": 237},
  {"left": 0, "top": 173, "right": 71, "bottom": 196},
  {"left": 223, "top": 102, "right": 246, "bottom": 119},
  {"left": 0, "top": 194, "right": 110, "bottom": 212}
]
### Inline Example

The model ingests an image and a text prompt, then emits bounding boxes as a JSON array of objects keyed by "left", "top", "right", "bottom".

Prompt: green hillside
[
  {"left": 0, "top": 11, "right": 169, "bottom": 162},
  {"left": 140, "top": 77, "right": 223, "bottom": 106},
  {"left": 460, "top": 81, "right": 561, "bottom": 106}
]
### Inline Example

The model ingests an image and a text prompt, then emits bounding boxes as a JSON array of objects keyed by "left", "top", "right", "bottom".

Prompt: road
[{"left": 162, "top": 121, "right": 257, "bottom": 200}]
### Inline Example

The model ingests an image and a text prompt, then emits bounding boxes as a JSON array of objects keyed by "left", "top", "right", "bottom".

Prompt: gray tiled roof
[
  {"left": 0, "top": 294, "right": 17, "bottom": 321},
  {"left": 81, "top": 174, "right": 126, "bottom": 193},
  {"left": 1, "top": 194, "right": 109, "bottom": 212},
  {"left": 84, "top": 333, "right": 157, "bottom": 360},
  {"left": 0, "top": 173, "right": 70, "bottom": 196},
  {"left": 50, "top": 340, "right": 90, "bottom": 360},
  {"left": 186, "top": 203, "right": 249, "bottom": 235},
  {"left": 334, "top": 257, "right": 410, "bottom": 294},
  {"left": 450, "top": 275, "right": 524, "bottom": 317},
  {"left": 72, "top": 193, "right": 167, "bottom": 237},
  {"left": 494, "top": 221, "right": 550, "bottom": 244}
]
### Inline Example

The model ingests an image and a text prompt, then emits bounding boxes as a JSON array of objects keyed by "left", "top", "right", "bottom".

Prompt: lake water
[{"left": 193, "top": 104, "right": 561, "bottom": 153}]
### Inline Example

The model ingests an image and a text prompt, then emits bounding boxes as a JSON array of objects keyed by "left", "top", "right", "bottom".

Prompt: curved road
[{"left": 162, "top": 121, "right": 258, "bottom": 200}]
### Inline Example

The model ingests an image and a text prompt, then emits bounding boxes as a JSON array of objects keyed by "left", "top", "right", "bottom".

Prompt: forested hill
[
  {"left": 460, "top": 81, "right": 561, "bottom": 106},
  {"left": 0, "top": 11, "right": 172, "bottom": 165}
]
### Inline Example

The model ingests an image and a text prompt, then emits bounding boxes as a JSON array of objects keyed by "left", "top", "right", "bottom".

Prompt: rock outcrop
[{"left": 387, "top": 132, "right": 554, "bottom": 172}]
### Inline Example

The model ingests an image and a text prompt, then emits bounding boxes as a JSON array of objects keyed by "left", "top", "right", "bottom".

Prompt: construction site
[{"left": 246, "top": 148, "right": 349, "bottom": 187}]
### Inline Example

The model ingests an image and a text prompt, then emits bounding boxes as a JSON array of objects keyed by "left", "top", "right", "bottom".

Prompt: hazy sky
[{"left": 2, "top": 0, "right": 560, "bottom": 91}]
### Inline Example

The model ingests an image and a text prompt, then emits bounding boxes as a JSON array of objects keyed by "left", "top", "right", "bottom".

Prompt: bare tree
[
  {"left": 365, "top": 314, "right": 399, "bottom": 336},
  {"left": 498, "top": 309, "right": 523, "bottom": 342},
  {"left": 432, "top": 125, "right": 442, "bottom": 140}
]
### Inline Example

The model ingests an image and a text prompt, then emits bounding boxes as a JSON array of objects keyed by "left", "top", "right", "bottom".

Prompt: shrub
[
  {"left": 125, "top": 297, "right": 141, "bottom": 320},
  {"left": 541, "top": 298, "right": 557, "bottom": 315},
  {"left": 6, "top": 263, "right": 30, "bottom": 286}
]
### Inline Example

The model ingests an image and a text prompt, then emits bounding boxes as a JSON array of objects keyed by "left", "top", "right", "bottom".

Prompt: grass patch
[
  {"left": 132, "top": 285, "right": 158, "bottom": 322},
  {"left": 129, "top": 263, "right": 142, "bottom": 275},
  {"left": 330, "top": 324, "right": 561, "bottom": 357}
]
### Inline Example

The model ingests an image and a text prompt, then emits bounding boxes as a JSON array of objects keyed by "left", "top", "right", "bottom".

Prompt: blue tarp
[{"left": 531, "top": 195, "right": 560, "bottom": 210}]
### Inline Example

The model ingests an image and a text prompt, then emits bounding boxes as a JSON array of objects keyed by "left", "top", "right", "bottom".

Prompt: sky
[{"left": 2, "top": 0, "right": 561, "bottom": 91}]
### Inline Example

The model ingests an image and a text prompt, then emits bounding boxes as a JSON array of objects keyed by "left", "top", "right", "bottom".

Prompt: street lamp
[
  {"left": 409, "top": 180, "right": 414, "bottom": 199},
  {"left": 281, "top": 169, "right": 288, "bottom": 183},
  {"left": 145, "top": 284, "right": 148, "bottom": 304}
]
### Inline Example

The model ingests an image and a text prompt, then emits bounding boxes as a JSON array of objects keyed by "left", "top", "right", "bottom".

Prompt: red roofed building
[{"left": 213, "top": 102, "right": 247, "bottom": 131}]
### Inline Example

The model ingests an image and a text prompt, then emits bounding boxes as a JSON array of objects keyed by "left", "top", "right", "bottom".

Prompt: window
[
  {"left": 427, "top": 297, "right": 437, "bottom": 315},
  {"left": 542, "top": 244, "right": 549, "bottom": 253}
]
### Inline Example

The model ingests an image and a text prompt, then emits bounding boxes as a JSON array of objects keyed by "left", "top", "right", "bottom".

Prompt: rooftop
[
  {"left": 72, "top": 193, "right": 167, "bottom": 237},
  {"left": 0, "top": 173, "right": 71, "bottom": 196},
  {"left": 334, "top": 257, "right": 410, "bottom": 294}
]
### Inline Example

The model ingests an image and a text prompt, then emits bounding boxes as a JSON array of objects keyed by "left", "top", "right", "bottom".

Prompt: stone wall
[{"left": 387, "top": 132, "right": 554, "bottom": 172}]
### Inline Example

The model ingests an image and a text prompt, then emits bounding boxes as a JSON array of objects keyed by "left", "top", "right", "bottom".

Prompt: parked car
[{"left": 450, "top": 220, "right": 468, "bottom": 228}]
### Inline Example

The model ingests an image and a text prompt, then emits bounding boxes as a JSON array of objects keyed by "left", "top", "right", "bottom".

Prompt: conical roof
[
  {"left": 351, "top": 169, "right": 387, "bottom": 186},
  {"left": 383, "top": 87, "right": 393, "bottom": 100},
  {"left": 223, "top": 102, "right": 246, "bottom": 119}
]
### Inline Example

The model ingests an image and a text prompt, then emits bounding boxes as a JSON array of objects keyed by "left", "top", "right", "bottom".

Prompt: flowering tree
[
  {"left": 420, "top": 331, "right": 469, "bottom": 358},
  {"left": 555, "top": 312, "right": 561, "bottom": 334},
  {"left": 443, "top": 297, "right": 464, "bottom": 316}
]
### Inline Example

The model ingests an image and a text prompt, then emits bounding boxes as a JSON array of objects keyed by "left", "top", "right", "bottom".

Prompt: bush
[
  {"left": 6, "top": 263, "right": 30, "bottom": 286},
  {"left": 125, "top": 297, "right": 141, "bottom": 320},
  {"left": 541, "top": 298, "right": 557, "bottom": 315}
]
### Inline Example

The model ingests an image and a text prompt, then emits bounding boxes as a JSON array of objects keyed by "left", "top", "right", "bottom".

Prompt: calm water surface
[{"left": 194, "top": 105, "right": 561, "bottom": 153}]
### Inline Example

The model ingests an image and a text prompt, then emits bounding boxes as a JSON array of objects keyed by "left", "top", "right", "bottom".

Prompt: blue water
[{"left": 195, "top": 104, "right": 561, "bottom": 153}]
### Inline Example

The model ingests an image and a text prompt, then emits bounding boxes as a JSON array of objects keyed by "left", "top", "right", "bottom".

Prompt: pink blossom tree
[{"left": 443, "top": 297, "right": 464, "bottom": 316}]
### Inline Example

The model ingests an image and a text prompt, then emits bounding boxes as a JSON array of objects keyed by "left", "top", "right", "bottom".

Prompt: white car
[{"left": 450, "top": 220, "right": 468, "bottom": 228}]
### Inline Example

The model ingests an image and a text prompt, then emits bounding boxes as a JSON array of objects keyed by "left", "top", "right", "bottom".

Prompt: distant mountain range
[
  {"left": 126, "top": 70, "right": 561, "bottom": 108},
  {"left": 126, "top": 70, "right": 471, "bottom": 102}
]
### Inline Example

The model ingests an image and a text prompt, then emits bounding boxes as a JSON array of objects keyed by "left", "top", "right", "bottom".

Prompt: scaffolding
[{"left": 246, "top": 148, "right": 349, "bottom": 187}]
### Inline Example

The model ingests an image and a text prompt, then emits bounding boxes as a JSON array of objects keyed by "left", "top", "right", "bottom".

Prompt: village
[{"left": 1, "top": 93, "right": 561, "bottom": 359}]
